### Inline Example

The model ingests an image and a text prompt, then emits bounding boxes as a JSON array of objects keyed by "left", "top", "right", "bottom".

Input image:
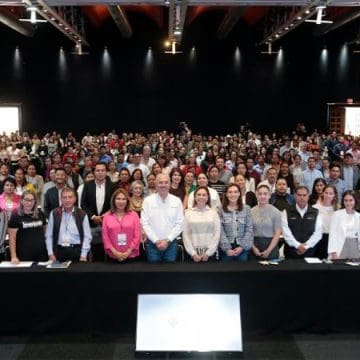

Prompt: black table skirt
[{"left": 0, "top": 260, "right": 358, "bottom": 335}]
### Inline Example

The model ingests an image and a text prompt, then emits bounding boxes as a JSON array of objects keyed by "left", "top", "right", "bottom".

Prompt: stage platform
[{"left": 0, "top": 261, "right": 359, "bottom": 335}]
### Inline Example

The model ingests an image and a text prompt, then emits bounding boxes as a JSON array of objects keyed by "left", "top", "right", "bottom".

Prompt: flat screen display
[
  {"left": 345, "top": 107, "right": 360, "bottom": 136},
  {"left": 0, "top": 106, "right": 20, "bottom": 135},
  {"left": 136, "top": 294, "right": 242, "bottom": 352}
]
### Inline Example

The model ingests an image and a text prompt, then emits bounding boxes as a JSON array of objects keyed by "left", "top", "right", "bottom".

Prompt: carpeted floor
[{"left": 0, "top": 332, "right": 359, "bottom": 359}]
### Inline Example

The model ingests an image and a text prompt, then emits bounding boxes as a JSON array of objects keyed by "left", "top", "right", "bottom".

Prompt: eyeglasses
[{"left": 23, "top": 198, "right": 35, "bottom": 202}]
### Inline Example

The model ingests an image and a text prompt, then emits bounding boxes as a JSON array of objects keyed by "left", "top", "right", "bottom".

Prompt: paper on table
[
  {"left": 0, "top": 261, "right": 33, "bottom": 268},
  {"left": 259, "top": 260, "right": 280, "bottom": 266},
  {"left": 37, "top": 260, "right": 53, "bottom": 266},
  {"left": 304, "top": 257, "right": 322, "bottom": 264},
  {"left": 258, "top": 260, "right": 270, "bottom": 265},
  {"left": 345, "top": 261, "right": 360, "bottom": 267}
]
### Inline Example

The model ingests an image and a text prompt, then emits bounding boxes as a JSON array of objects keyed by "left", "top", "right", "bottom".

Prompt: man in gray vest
[
  {"left": 45, "top": 187, "right": 92, "bottom": 262},
  {"left": 281, "top": 186, "right": 322, "bottom": 259}
]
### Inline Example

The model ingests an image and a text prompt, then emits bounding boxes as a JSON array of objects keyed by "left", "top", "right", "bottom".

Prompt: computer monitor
[{"left": 135, "top": 293, "right": 242, "bottom": 353}]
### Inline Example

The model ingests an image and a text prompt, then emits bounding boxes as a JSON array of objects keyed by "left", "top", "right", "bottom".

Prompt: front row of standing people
[{"left": 3, "top": 172, "right": 360, "bottom": 264}]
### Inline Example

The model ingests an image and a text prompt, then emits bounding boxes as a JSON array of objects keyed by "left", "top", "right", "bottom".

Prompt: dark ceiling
[{"left": 1, "top": 1, "right": 360, "bottom": 52}]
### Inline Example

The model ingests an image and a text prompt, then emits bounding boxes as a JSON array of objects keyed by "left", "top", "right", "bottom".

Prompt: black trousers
[
  {"left": 56, "top": 245, "right": 81, "bottom": 262},
  {"left": 284, "top": 243, "right": 315, "bottom": 259},
  {"left": 91, "top": 243, "right": 105, "bottom": 262},
  {"left": 314, "top": 234, "right": 329, "bottom": 260}
]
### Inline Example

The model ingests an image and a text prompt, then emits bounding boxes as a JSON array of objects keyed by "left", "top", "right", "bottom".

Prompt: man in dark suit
[
  {"left": 81, "top": 162, "right": 114, "bottom": 261},
  {"left": 43, "top": 168, "right": 68, "bottom": 218}
]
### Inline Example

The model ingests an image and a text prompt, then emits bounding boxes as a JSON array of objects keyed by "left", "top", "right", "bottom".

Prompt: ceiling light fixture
[
  {"left": 261, "top": 1, "right": 321, "bottom": 45},
  {"left": 305, "top": 3, "right": 333, "bottom": 25},
  {"left": 168, "top": 0, "right": 187, "bottom": 44},
  {"left": 19, "top": 6, "right": 47, "bottom": 24},
  {"left": 71, "top": 42, "right": 89, "bottom": 56},
  {"left": 164, "top": 41, "right": 182, "bottom": 55},
  {"left": 261, "top": 42, "right": 278, "bottom": 55}
]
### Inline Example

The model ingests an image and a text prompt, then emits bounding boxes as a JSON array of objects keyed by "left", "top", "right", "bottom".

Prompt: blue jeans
[
  {"left": 221, "top": 249, "right": 249, "bottom": 262},
  {"left": 145, "top": 240, "right": 178, "bottom": 263}
]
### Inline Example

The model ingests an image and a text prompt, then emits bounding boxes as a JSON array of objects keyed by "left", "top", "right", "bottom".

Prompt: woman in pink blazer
[
  {"left": 0, "top": 177, "right": 21, "bottom": 219},
  {"left": 102, "top": 188, "right": 141, "bottom": 262}
]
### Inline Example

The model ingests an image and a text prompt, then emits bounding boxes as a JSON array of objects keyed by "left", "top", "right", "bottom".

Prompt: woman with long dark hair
[
  {"left": 219, "top": 184, "right": 253, "bottom": 262},
  {"left": 309, "top": 178, "right": 327, "bottom": 206}
]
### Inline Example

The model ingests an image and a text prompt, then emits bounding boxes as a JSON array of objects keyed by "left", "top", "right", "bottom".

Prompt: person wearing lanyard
[
  {"left": 45, "top": 187, "right": 92, "bottom": 262},
  {"left": 102, "top": 188, "right": 141, "bottom": 262}
]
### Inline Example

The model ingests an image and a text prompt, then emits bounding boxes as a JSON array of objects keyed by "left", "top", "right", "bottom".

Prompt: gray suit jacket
[{"left": 340, "top": 164, "right": 360, "bottom": 190}]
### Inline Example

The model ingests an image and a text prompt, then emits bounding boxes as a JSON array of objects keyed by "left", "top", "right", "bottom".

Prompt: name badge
[{"left": 117, "top": 233, "right": 127, "bottom": 246}]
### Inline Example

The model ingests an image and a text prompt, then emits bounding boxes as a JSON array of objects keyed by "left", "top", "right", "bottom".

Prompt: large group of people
[{"left": 0, "top": 123, "right": 359, "bottom": 264}]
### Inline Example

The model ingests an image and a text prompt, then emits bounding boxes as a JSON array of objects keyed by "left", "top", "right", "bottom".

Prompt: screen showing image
[
  {"left": 136, "top": 294, "right": 242, "bottom": 352},
  {"left": 0, "top": 106, "right": 20, "bottom": 135},
  {"left": 345, "top": 107, "right": 360, "bottom": 136}
]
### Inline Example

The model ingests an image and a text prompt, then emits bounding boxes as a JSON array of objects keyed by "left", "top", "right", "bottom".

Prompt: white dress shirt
[
  {"left": 95, "top": 181, "right": 105, "bottom": 215},
  {"left": 281, "top": 205, "right": 323, "bottom": 249},
  {"left": 141, "top": 193, "right": 184, "bottom": 243}
]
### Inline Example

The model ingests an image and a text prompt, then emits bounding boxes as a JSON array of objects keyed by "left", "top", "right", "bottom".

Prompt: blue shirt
[{"left": 45, "top": 207, "right": 92, "bottom": 258}]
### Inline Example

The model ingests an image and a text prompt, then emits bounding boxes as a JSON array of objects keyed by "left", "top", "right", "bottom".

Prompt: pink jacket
[
  {"left": 102, "top": 210, "right": 141, "bottom": 259},
  {"left": 0, "top": 193, "right": 21, "bottom": 218}
]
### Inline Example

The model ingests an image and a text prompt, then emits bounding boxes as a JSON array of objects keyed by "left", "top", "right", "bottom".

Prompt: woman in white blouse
[
  {"left": 328, "top": 191, "right": 360, "bottom": 259},
  {"left": 183, "top": 186, "right": 220, "bottom": 262},
  {"left": 313, "top": 185, "right": 338, "bottom": 259}
]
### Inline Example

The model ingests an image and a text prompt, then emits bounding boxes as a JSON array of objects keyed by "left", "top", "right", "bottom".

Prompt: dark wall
[{"left": 0, "top": 23, "right": 359, "bottom": 137}]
